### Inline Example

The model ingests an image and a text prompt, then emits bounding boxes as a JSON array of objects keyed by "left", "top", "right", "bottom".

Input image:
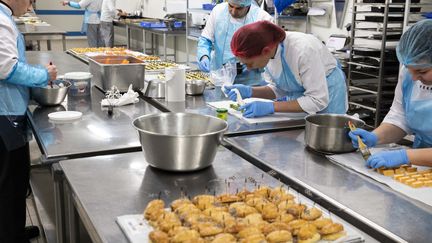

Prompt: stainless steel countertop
[
  {"left": 225, "top": 130, "right": 432, "bottom": 242},
  {"left": 18, "top": 24, "right": 66, "bottom": 35},
  {"left": 26, "top": 51, "right": 88, "bottom": 74},
  {"left": 114, "top": 20, "right": 186, "bottom": 35},
  {"left": 59, "top": 149, "right": 375, "bottom": 243},
  {"left": 26, "top": 52, "right": 160, "bottom": 161},
  {"left": 151, "top": 87, "right": 305, "bottom": 135}
]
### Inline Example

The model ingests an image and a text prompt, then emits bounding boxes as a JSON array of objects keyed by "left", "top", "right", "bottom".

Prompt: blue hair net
[
  {"left": 228, "top": 0, "right": 252, "bottom": 7},
  {"left": 396, "top": 19, "right": 432, "bottom": 68}
]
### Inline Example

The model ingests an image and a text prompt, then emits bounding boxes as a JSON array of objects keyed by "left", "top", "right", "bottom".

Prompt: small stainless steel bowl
[
  {"left": 31, "top": 80, "right": 71, "bottom": 106},
  {"left": 185, "top": 79, "right": 206, "bottom": 96},
  {"left": 133, "top": 113, "right": 228, "bottom": 171},
  {"left": 305, "top": 114, "right": 365, "bottom": 153}
]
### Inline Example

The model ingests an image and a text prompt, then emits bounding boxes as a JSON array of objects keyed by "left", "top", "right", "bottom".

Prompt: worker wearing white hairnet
[
  {"left": 197, "top": 0, "right": 273, "bottom": 86},
  {"left": 61, "top": 0, "right": 103, "bottom": 47},
  {"left": 349, "top": 19, "right": 432, "bottom": 168},
  {"left": 0, "top": 0, "right": 57, "bottom": 241}
]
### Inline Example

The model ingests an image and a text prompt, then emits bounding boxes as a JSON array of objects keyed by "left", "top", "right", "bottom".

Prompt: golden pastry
[
  {"left": 269, "top": 186, "right": 295, "bottom": 203},
  {"left": 237, "top": 226, "right": 262, "bottom": 239},
  {"left": 288, "top": 219, "right": 307, "bottom": 236},
  {"left": 171, "top": 229, "right": 202, "bottom": 243},
  {"left": 193, "top": 195, "right": 217, "bottom": 211},
  {"left": 298, "top": 233, "right": 321, "bottom": 243},
  {"left": 144, "top": 199, "right": 165, "bottom": 221},
  {"left": 149, "top": 230, "right": 169, "bottom": 243},
  {"left": 321, "top": 230, "right": 347, "bottom": 241},
  {"left": 277, "top": 199, "right": 296, "bottom": 212},
  {"left": 297, "top": 223, "right": 318, "bottom": 240},
  {"left": 175, "top": 203, "right": 201, "bottom": 219},
  {"left": 171, "top": 198, "right": 192, "bottom": 211},
  {"left": 286, "top": 203, "right": 306, "bottom": 217},
  {"left": 312, "top": 218, "right": 333, "bottom": 230},
  {"left": 157, "top": 212, "right": 181, "bottom": 232},
  {"left": 262, "top": 222, "right": 291, "bottom": 235},
  {"left": 192, "top": 221, "right": 224, "bottom": 237},
  {"left": 229, "top": 202, "right": 258, "bottom": 217},
  {"left": 274, "top": 213, "right": 295, "bottom": 224},
  {"left": 217, "top": 193, "right": 240, "bottom": 203},
  {"left": 253, "top": 186, "right": 271, "bottom": 198},
  {"left": 301, "top": 208, "right": 322, "bottom": 221},
  {"left": 266, "top": 230, "right": 293, "bottom": 243},
  {"left": 167, "top": 226, "right": 189, "bottom": 237},
  {"left": 240, "top": 233, "right": 267, "bottom": 243},
  {"left": 320, "top": 222, "right": 344, "bottom": 235},
  {"left": 258, "top": 202, "right": 279, "bottom": 220},
  {"left": 211, "top": 233, "right": 237, "bottom": 243}
]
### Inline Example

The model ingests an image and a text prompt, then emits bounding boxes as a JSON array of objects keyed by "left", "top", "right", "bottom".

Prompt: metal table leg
[
  {"left": 52, "top": 163, "right": 65, "bottom": 243},
  {"left": 174, "top": 36, "right": 177, "bottom": 62},
  {"left": 163, "top": 33, "right": 167, "bottom": 61},
  {"left": 142, "top": 29, "right": 146, "bottom": 54},
  {"left": 62, "top": 35, "right": 66, "bottom": 51},
  {"left": 126, "top": 25, "right": 130, "bottom": 49},
  {"left": 47, "top": 40, "right": 52, "bottom": 51},
  {"left": 66, "top": 182, "right": 79, "bottom": 243}
]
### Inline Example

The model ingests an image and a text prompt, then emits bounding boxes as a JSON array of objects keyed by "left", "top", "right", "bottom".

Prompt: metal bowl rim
[
  {"left": 32, "top": 80, "right": 72, "bottom": 90},
  {"left": 132, "top": 112, "right": 228, "bottom": 138},
  {"left": 305, "top": 113, "right": 365, "bottom": 128}
]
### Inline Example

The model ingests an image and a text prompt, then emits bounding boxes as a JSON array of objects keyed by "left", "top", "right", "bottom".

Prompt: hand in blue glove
[
  {"left": 348, "top": 128, "right": 378, "bottom": 148},
  {"left": 366, "top": 149, "right": 409, "bottom": 169},
  {"left": 240, "top": 101, "right": 274, "bottom": 118},
  {"left": 224, "top": 84, "right": 252, "bottom": 102},
  {"left": 198, "top": 56, "right": 210, "bottom": 72}
]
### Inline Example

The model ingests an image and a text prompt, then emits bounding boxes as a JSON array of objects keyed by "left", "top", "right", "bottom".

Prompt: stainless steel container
[
  {"left": 88, "top": 55, "right": 145, "bottom": 92},
  {"left": 143, "top": 79, "right": 165, "bottom": 98},
  {"left": 133, "top": 113, "right": 228, "bottom": 171},
  {"left": 31, "top": 80, "right": 71, "bottom": 106},
  {"left": 305, "top": 114, "right": 365, "bottom": 153},
  {"left": 185, "top": 79, "right": 206, "bottom": 96}
]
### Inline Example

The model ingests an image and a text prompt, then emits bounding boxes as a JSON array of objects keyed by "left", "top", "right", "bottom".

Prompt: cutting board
[{"left": 207, "top": 99, "right": 306, "bottom": 124}]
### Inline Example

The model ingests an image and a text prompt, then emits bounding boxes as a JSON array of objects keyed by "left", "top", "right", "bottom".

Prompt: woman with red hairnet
[{"left": 225, "top": 20, "right": 348, "bottom": 118}]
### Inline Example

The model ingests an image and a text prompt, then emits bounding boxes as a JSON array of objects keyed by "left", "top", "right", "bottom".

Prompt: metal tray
[{"left": 89, "top": 55, "right": 145, "bottom": 92}]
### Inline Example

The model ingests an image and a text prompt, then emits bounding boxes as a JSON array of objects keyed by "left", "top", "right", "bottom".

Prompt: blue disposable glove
[
  {"left": 348, "top": 128, "right": 378, "bottom": 148},
  {"left": 198, "top": 56, "right": 210, "bottom": 72},
  {"left": 366, "top": 149, "right": 409, "bottom": 169},
  {"left": 224, "top": 84, "right": 252, "bottom": 101},
  {"left": 240, "top": 101, "right": 274, "bottom": 118}
]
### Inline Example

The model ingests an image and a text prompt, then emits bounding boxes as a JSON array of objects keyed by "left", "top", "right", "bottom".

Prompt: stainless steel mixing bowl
[
  {"left": 185, "top": 79, "right": 206, "bottom": 96},
  {"left": 305, "top": 114, "right": 365, "bottom": 153},
  {"left": 133, "top": 113, "right": 228, "bottom": 171},
  {"left": 31, "top": 80, "right": 71, "bottom": 106}
]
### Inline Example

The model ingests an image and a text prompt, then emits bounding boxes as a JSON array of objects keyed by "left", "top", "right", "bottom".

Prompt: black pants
[{"left": 0, "top": 118, "right": 30, "bottom": 243}]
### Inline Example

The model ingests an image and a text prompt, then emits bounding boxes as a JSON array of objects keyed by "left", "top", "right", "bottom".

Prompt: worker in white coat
[
  {"left": 197, "top": 0, "right": 273, "bottom": 86},
  {"left": 0, "top": 0, "right": 57, "bottom": 241},
  {"left": 349, "top": 19, "right": 432, "bottom": 168},
  {"left": 225, "top": 20, "right": 347, "bottom": 118},
  {"left": 61, "top": 0, "right": 103, "bottom": 47},
  {"left": 100, "top": 0, "right": 126, "bottom": 47}
]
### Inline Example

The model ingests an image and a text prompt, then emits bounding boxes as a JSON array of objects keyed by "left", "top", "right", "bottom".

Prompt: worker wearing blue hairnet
[
  {"left": 0, "top": 0, "right": 57, "bottom": 241},
  {"left": 349, "top": 19, "right": 432, "bottom": 169},
  {"left": 197, "top": 0, "right": 273, "bottom": 86}
]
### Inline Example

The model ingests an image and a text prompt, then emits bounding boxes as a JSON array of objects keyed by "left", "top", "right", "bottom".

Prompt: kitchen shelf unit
[{"left": 347, "top": 0, "right": 430, "bottom": 127}]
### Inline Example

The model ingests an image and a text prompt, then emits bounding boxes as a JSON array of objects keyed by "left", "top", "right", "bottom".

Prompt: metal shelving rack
[{"left": 347, "top": 0, "right": 430, "bottom": 127}]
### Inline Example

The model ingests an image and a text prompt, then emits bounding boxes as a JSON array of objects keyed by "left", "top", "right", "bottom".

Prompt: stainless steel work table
[
  {"left": 149, "top": 87, "right": 305, "bottom": 136},
  {"left": 224, "top": 130, "right": 432, "bottom": 242},
  {"left": 114, "top": 20, "right": 185, "bottom": 61},
  {"left": 59, "top": 149, "right": 374, "bottom": 243},
  {"left": 25, "top": 51, "right": 161, "bottom": 243},
  {"left": 18, "top": 24, "right": 67, "bottom": 51}
]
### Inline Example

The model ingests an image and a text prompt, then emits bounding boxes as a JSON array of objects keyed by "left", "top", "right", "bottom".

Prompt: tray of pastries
[
  {"left": 117, "top": 186, "right": 363, "bottom": 243},
  {"left": 68, "top": 47, "right": 127, "bottom": 56},
  {"left": 144, "top": 61, "right": 179, "bottom": 71},
  {"left": 157, "top": 71, "right": 212, "bottom": 85},
  {"left": 378, "top": 165, "right": 432, "bottom": 188}
]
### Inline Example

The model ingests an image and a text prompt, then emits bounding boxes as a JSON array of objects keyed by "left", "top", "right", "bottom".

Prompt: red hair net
[{"left": 231, "top": 20, "right": 286, "bottom": 59}]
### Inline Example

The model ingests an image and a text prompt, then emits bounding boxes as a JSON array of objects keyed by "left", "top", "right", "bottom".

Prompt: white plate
[{"left": 48, "top": 111, "right": 82, "bottom": 122}]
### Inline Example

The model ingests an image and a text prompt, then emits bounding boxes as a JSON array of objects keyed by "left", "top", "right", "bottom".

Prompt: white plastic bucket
[{"left": 64, "top": 72, "right": 92, "bottom": 96}]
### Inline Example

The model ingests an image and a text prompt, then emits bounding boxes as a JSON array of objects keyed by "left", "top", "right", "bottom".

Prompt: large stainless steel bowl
[
  {"left": 305, "top": 114, "right": 365, "bottom": 153},
  {"left": 31, "top": 80, "right": 71, "bottom": 106},
  {"left": 133, "top": 113, "right": 228, "bottom": 171},
  {"left": 185, "top": 79, "right": 206, "bottom": 96}
]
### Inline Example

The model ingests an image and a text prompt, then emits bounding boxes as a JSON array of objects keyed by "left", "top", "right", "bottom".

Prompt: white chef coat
[
  {"left": 77, "top": 0, "right": 102, "bottom": 24},
  {"left": 382, "top": 67, "right": 432, "bottom": 134},
  {"left": 100, "top": 0, "right": 116, "bottom": 23},
  {"left": 265, "top": 32, "right": 338, "bottom": 113},
  {"left": 0, "top": 3, "right": 18, "bottom": 80},
  {"left": 201, "top": 3, "right": 273, "bottom": 42}
]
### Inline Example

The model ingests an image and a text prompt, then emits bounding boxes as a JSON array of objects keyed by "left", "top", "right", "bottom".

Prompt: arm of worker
[
  {"left": 296, "top": 46, "right": 330, "bottom": 114},
  {"left": 61, "top": 1, "right": 81, "bottom": 9},
  {"left": 197, "top": 7, "right": 216, "bottom": 62},
  {"left": 407, "top": 148, "right": 432, "bottom": 167},
  {"left": 0, "top": 20, "right": 51, "bottom": 87}
]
